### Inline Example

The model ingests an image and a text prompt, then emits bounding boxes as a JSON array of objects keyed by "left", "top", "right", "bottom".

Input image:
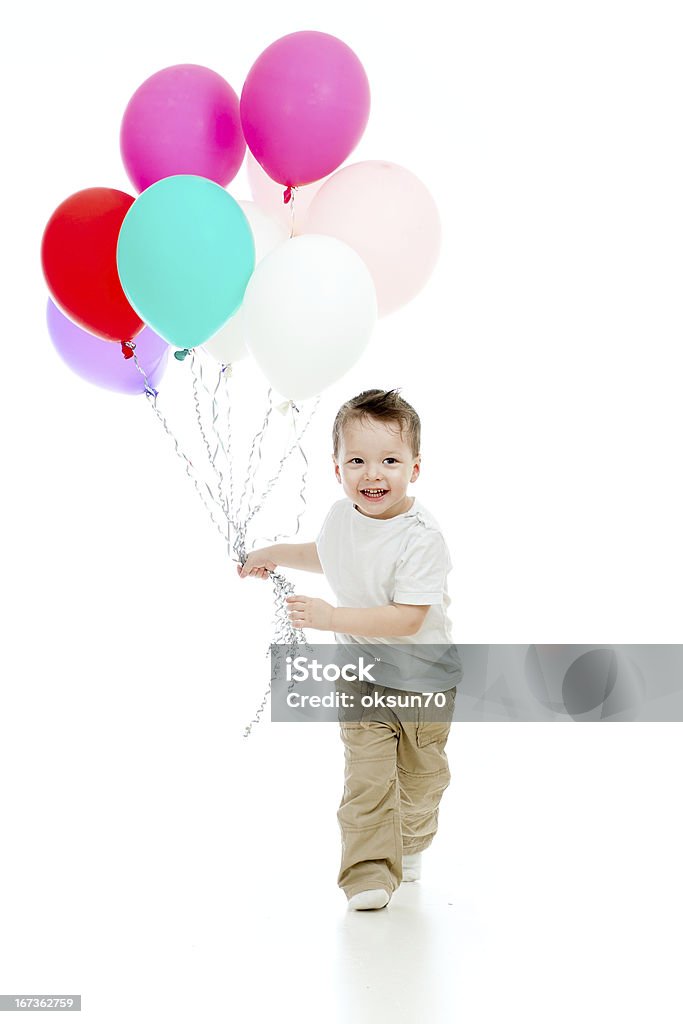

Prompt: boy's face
[{"left": 333, "top": 416, "right": 421, "bottom": 520}]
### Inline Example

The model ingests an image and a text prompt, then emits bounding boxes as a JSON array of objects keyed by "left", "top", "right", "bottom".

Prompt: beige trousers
[{"left": 335, "top": 677, "right": 456, "bottom": 899}]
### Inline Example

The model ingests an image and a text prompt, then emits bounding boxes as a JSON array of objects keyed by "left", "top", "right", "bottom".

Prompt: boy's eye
[{"left": 348, "top": 457, "right": 399, "bottom": 464}]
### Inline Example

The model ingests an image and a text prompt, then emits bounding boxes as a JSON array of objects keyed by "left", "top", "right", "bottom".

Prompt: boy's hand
[
  {"left": 285, "top": 595, "right": 335, "bottom": 631},
  {"left": 237, "top": 550, "right": 277, "bottom": 580}
]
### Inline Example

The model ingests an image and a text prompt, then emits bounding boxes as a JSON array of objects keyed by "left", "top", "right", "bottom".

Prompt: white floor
[{"left": 1, "top": 715, "right": 680, "bottom": 1023}]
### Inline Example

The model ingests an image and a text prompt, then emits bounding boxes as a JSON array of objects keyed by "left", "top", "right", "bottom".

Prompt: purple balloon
[
  {"left": 46, "top": 299, "right": 169, "bottom": 395},
  {"left": 120, "top": 64, "right": 245, "bottom": 193}
]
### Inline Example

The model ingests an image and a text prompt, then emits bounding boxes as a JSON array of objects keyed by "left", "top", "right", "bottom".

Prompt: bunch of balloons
[
  {"left": 41, "top": 30, "right": 441, "bottom": 403},
  {"left": 40, "top": 31, "right": 443, "bottom": 733}
]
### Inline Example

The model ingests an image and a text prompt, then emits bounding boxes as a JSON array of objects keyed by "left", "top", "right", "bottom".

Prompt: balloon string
[
  {"left": 128, "top": 341, "right": 315, "bottom": 738},
  {"left": 242, "top": 585, "right": 315, "bottom": 739},
  {"left": 236, "top": 388, "right": 274, "bottom": 526},
  {"left": 181, "top": 350, "right": 248, "bottom": 565},
  {"left": 188, "top": 350, "right": 241, "bottom": 554},
  {"left": 283, "top": 185, "right": 298, "bottom": 236},
  {"left": 186, "top": 350, "right": 239, "bottom": 557},
  {"left": 182, "top": 353, "right": 314, "bottom": 734},
  {"left": 215, "top": 363, "right": 236, "bottom": 541},
  {"left": 128, "top": 347, "right": 235, "bottom": 551},
  {"left": 275, "top": 399, "right": 317, "bottom": 543},
  {"left": 244, "top": 394, "right": 320, "bottom": 532},
  {"left": 240, "top": 397, "right": 319, "bottom": 736}
]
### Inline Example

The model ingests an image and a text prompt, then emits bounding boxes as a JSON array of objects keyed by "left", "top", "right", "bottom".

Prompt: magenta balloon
[
  {"left": 240, "top": 31, "right": 370, "bottom": 187},
  {"left": 121, "top": 64, "right": 245, "bottom": 193},
  {"left": 46, "top": 299, "right": 169, "bottom": 395}
]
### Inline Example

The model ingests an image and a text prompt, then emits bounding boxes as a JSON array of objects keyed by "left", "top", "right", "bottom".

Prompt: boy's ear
[
  {"left": 332, "top": 453, "right": 341, "bottom": 483},
  {"left": 410, "top": 455, "right": 421, "bottom": 483}
]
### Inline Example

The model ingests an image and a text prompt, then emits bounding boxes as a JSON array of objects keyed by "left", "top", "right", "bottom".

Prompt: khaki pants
[{"left": 335, "top": 677, "right": 456, "bottom": 899}]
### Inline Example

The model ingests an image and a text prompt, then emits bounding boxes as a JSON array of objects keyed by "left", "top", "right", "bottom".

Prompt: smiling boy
[{"left": 238, "top": 388, "right": 461, "bottom": 910}]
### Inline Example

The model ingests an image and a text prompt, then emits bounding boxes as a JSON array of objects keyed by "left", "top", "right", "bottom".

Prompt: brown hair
[{"left": 332, "top": 389, "right": 421, "bottom": 461}]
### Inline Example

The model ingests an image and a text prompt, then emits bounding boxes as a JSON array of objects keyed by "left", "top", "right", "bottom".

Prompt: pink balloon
[
  {"left": 306, "top": 161, "right": 441, "bottom": 317},
  {"left": 121, "top": 64, "right": 245, "bottom": 193},
  {"left": 240, "top": 31, "right": 370, "bottom": 187},
  {"left": 246, "top": 151, "right": 325, "bottom": 234}
]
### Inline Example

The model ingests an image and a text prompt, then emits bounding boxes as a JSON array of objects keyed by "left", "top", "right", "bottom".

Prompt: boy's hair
[{"left": 332, "top": 389, "right": 421, "bottom": 461}]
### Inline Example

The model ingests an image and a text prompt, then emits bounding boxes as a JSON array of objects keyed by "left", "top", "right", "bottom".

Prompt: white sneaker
[
  {"left": 347, "top": 888, "right": 391, "bottom": 911},
  {"left": 402, "top": 852, "right": 422, "bottom": 882}
]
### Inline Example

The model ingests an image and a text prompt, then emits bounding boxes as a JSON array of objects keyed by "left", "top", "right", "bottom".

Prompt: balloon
[
  {"left": 306, "top": 161, "right": 441, "bottom": 316},
  {"left": 235, "top": 200, "right": 289, "bottom": 263},
  {"left": 240, "top": 31, "right": 370, "bottom": 186},
  {"left": 204, "top": 308, "right": 248, "bottom": 365},
  {"left": 246, "top": 151, "right": 324, "bottom": 233},
  {"left": 41, "top": 188, "right": 144, "bottom": 344},
  {"left": 204, "top": 201, "right": 287, "bottom": 365},
  {"left": 242, "top": 235, "right": 377, "bottom": 401},
  {"left": 120, "top": 64, "right": 245, "bottom": 194},
  {"left": 116, "top": 175, "right": 255, "bottom": 350},
  {"left": 46, "top": 299, "right": 169, "bottom": 395}
]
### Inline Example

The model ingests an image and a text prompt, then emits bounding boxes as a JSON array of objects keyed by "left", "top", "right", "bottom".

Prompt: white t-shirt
[{"left": 315, "top": 496, "right": 462, "bottom": 692}]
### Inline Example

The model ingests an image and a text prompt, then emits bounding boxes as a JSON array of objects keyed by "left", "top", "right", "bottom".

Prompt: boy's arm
[
  {"left": 285, "top": 597, "right": 430, "bottom": 637},
  {"left": 332, "top": 602, "right": 430, "bottom": 637},
  {"left": 238, "top": 542, "right": 323, "bottom": 579}
]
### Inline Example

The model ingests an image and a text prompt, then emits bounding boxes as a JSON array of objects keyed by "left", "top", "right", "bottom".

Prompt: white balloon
[
  {"left": 203, "top": 307, "right": 249, "bottom": 364},
  {"left": 236, "top": 200, "right": 289, "bottom": 263},
  {"left": 204, "top": 201, "right": 287, "bottom": 365},
  {"left": 242, "top": 235, "right": 377, "bottom": 401}
]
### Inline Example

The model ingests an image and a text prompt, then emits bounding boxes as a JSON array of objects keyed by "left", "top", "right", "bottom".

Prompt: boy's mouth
[{"left": 360, "top": 488, "right": 388, "bottom": 502}]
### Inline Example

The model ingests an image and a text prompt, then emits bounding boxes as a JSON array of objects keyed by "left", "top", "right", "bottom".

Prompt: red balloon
[{"left": 41, "top": 188, "right": 144, "bottom": 344}]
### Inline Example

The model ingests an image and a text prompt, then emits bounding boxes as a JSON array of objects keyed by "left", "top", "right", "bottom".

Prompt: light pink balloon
[
  {"left": 246, "top": 152, "right": 325, "bottom": 234},
  {"left": 306, "top": 161, "right": 441, "bottom": 316},
  {"left": 240, "top": 31, "right": 370, "bottom": 186},
  {"left": 121, "top": 64, "right": 245, "bottom": 193}
]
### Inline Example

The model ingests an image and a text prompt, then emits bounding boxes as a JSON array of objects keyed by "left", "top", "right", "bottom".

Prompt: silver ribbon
[{"left": 130, "top": 343, "right": 319, "bottom": 736}]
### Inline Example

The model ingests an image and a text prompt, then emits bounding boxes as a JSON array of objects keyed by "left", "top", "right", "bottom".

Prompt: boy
[{"left": 237, "top": 389, "right": 461, "bottom": 911}]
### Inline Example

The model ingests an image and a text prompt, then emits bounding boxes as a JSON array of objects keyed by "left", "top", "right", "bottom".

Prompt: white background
[{"left": 1, "top": 1, "right": 682, "bottom": 1022}]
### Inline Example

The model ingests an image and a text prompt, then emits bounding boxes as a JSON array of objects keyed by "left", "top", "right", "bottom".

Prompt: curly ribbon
[
  {"left": 127, "top": 341, "right": 320, "bottom": 735},
  {"left": 236, "top": 394, "right": 320, "bottom": 736},
  {"left": 235, "top": 385, "right": 275, "bottom": 531},
  {"left": 186, "top": 349, "right": 321, "bottom": 735},
  {"left": 241, "top": 633, "right": 315, "bottom": 740},
  {"left": 128, "top": 346, "right": 235, "bottom": 550},
  {"left": 242, "top": 396, "right": 320, "bottom": 535},
  {"left": 247, "top": 398, "right": 320, "bottom": 546}
]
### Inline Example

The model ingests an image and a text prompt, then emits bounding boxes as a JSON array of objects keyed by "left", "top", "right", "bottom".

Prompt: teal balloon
[{"left": 116, "top": 175, "right": 255, "bottom": 349}]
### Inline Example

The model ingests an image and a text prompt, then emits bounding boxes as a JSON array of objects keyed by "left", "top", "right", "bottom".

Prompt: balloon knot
[
  {"left": 174, "top": 348, "right": 190, "bottom": 361},
  {"left": 144, "top": 384, "right": 158, "bottom": 398},
  {"left": 283, "top": 187, "right": 292, "bottom": 204},
  {"left": 121, "top": 342, "right": 135, "bottom": 360}
]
